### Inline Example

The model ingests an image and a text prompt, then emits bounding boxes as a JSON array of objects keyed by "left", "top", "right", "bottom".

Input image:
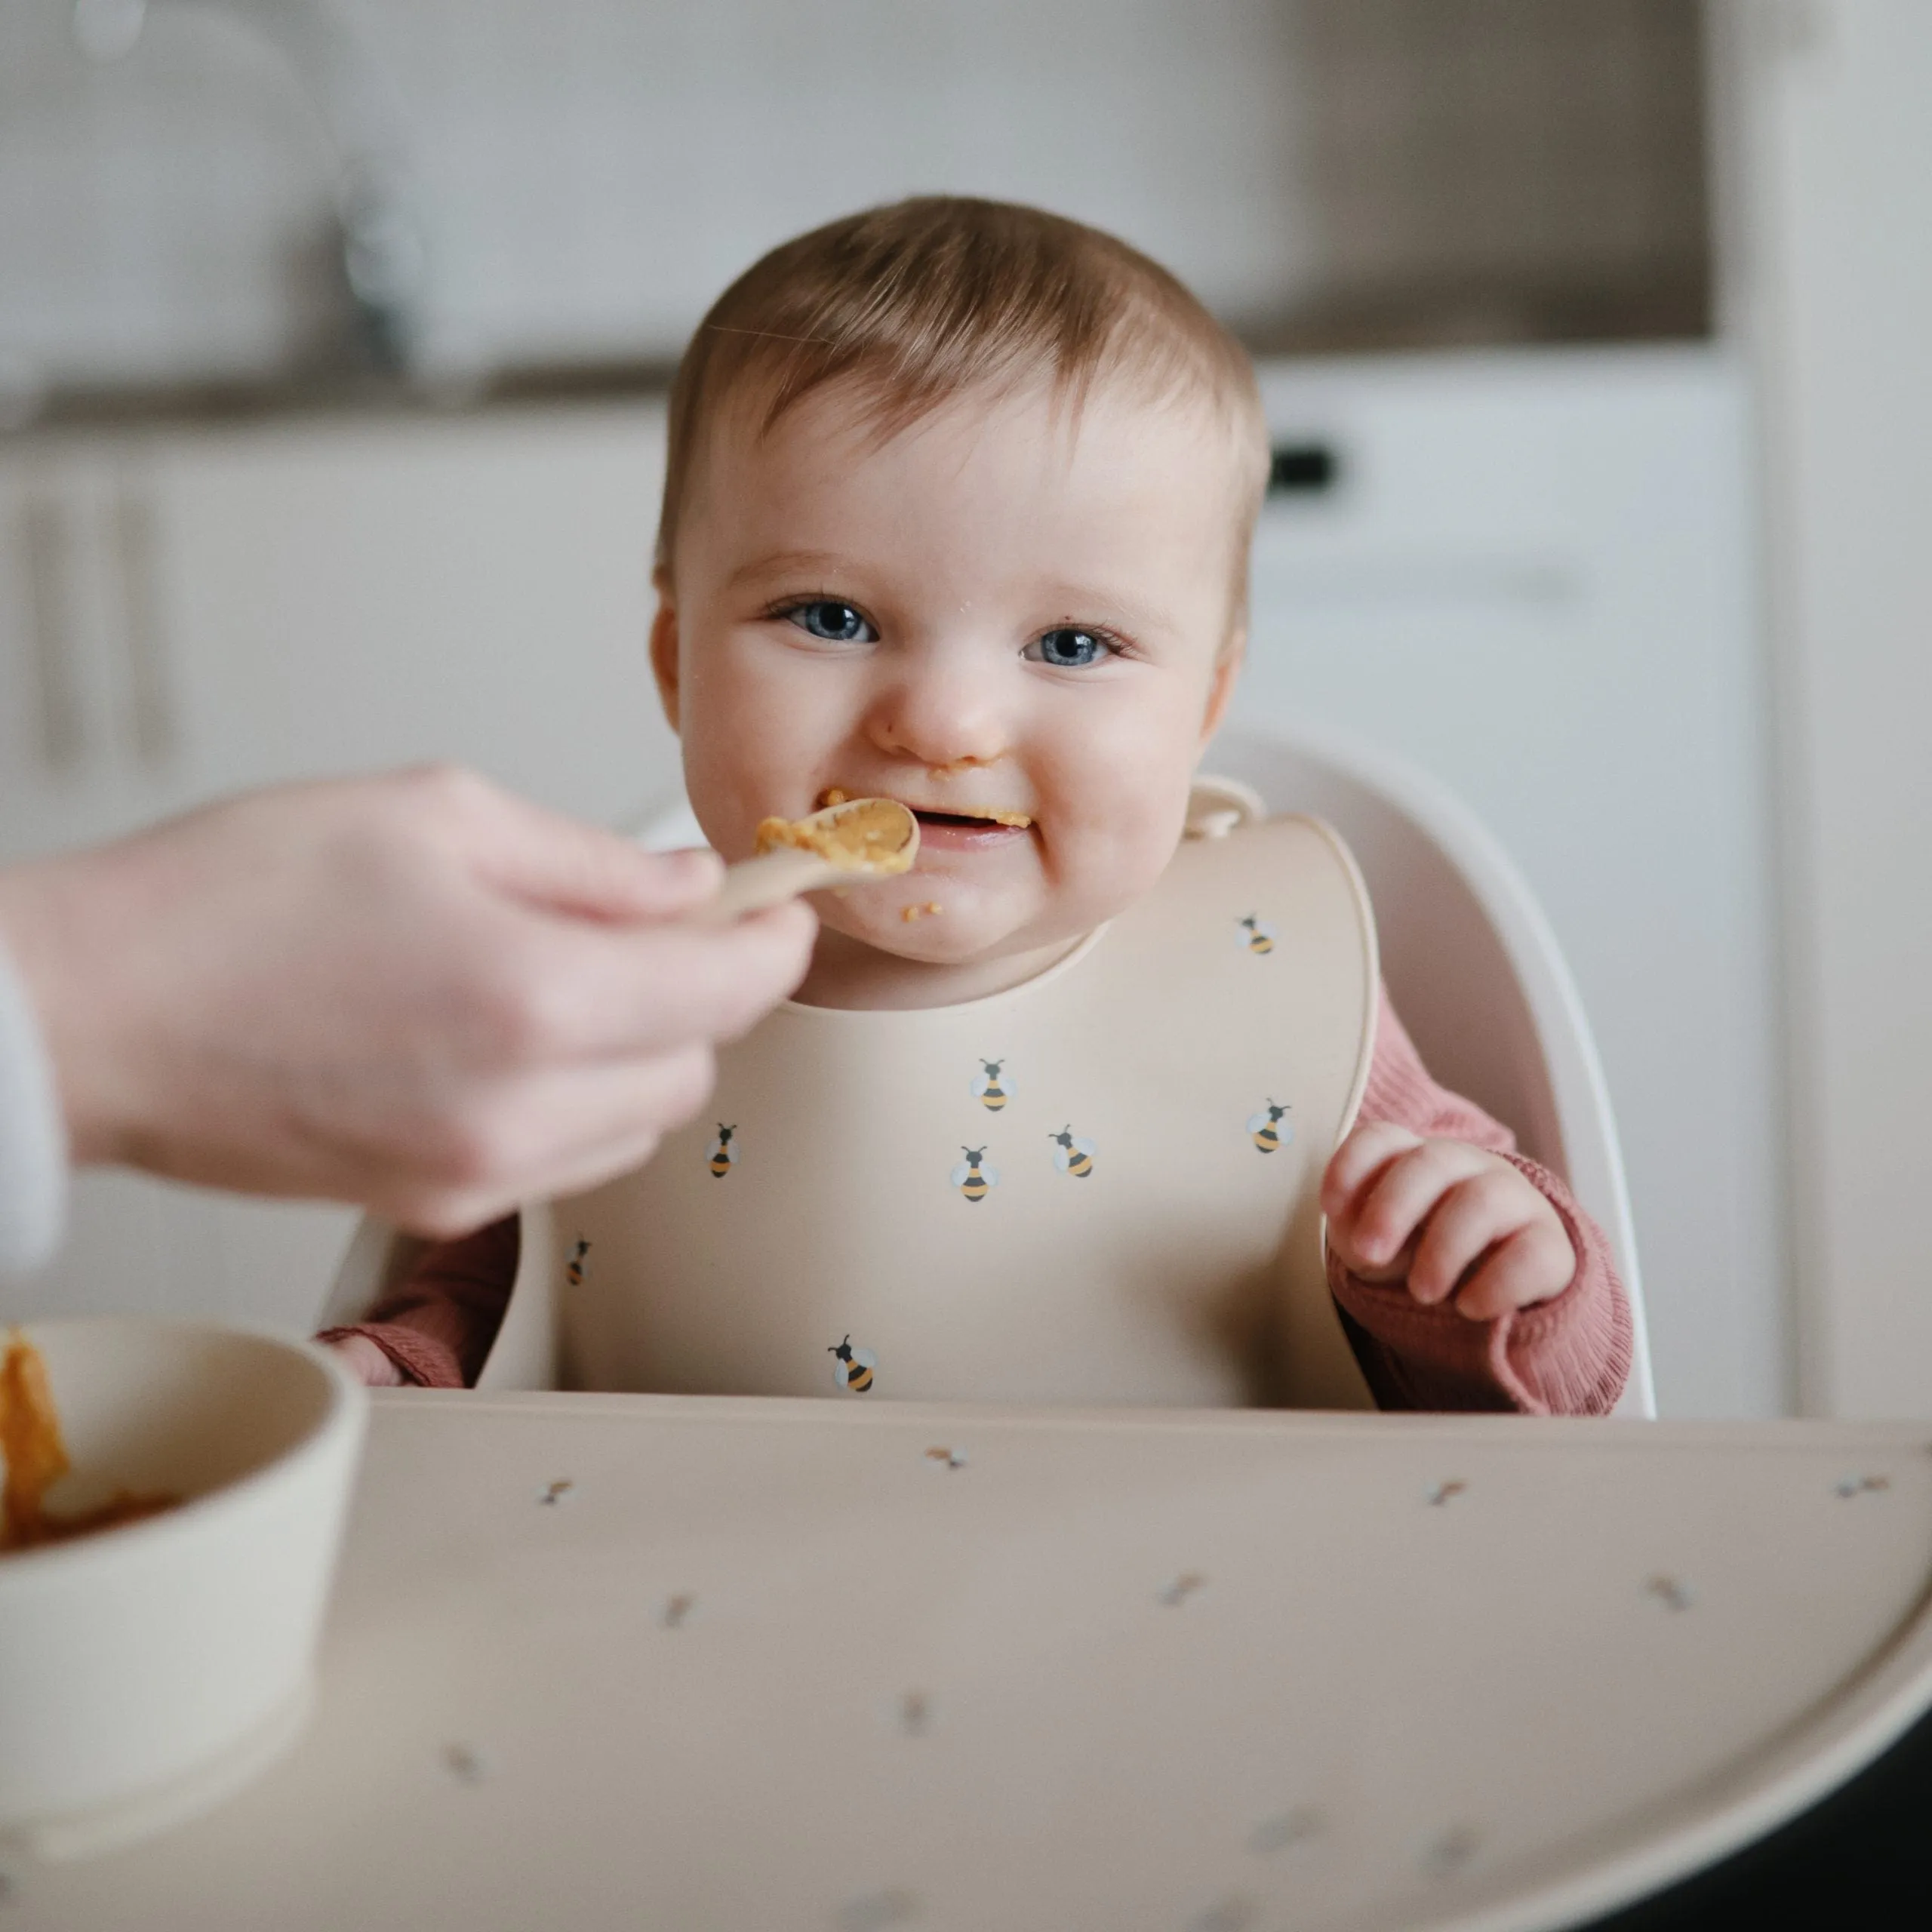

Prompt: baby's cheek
[
  {"left": 1046, "top": 785, "right": 1190, "bottom": 915},
  {"left": 681, "top": 712, "right": 797, "bottom": 862}
]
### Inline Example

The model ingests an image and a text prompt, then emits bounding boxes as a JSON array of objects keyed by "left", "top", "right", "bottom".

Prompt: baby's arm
[
  {"left": 1319, "top": 988, "right": 1633, "bottom": 1415},
  {"left": 318, "top": 1215, "right": 518, "bottom": 1388}
]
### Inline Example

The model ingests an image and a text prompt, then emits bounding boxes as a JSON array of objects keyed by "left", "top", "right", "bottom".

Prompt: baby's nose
[{"left": 865, "top": 662, "right": 1008, "bottom": 768}]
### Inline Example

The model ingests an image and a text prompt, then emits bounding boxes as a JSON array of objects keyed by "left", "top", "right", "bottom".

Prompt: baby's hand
[
  {"left": 323, "top": 1333, "right": 406, "bottom": 1388},
  {"left": 1321, "top": 1121, "right": 1576, "bottom": 1319}
]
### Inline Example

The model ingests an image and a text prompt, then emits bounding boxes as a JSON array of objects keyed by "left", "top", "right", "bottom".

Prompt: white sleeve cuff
[{"left": 0, "top": 934, "right": 66, "bottom": 1276}]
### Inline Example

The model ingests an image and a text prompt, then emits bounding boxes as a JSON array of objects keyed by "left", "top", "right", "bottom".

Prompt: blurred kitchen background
[{"left": 2, "top": 0, "right": 1926, "bottom": 1421}]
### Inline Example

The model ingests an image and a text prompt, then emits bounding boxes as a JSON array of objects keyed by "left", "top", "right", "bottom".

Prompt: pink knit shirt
[{"left": 321, "top": 986, "right": 1632, "bottom": 1414}]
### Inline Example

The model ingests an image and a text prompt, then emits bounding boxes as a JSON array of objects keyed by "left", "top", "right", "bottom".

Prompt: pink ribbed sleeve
[
  {"left": 316, "top": 1217, "right": 518, "bottom": 1390},
  {"left": 1325, "top": 988, "right": 1633, "bottom": 1416}
]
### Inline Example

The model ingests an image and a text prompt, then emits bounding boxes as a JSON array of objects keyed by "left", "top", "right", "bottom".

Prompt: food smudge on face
[{"left": 1, "top": 1331, "right": 179, "bottom": 1554}]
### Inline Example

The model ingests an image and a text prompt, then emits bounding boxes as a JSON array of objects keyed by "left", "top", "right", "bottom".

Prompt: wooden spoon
[{"left": 705, "top": 797, "right": 920, "bottom": 920}]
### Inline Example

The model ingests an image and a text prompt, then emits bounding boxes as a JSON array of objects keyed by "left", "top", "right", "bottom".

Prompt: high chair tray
[{"left": 11, "top": 1396, "right": 1932, "bottom": 1932}]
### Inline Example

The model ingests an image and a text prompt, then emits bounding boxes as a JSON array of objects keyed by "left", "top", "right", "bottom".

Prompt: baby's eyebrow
[
  {"left": 1032, "top": 583, "right": 1183, "bottom": 638},
  {"left": 727, "top": 549, "right": 859, "bottom": 592}
]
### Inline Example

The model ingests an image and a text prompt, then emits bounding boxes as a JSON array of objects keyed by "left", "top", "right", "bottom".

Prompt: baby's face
[{"left": 655, "top": 376, "right": 1245, "bottom": 983}]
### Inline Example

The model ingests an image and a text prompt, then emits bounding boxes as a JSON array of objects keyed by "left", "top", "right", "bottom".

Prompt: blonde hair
[{"left": 656, "top": 197, "right": 1269, "bottom": 630}]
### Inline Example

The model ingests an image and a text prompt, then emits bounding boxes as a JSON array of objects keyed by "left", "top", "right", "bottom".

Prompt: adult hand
[{"left": 0, "top": 768, "right": 813, "bottom": 1236}]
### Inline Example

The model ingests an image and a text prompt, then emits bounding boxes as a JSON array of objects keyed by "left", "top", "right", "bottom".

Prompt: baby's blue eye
[
  {"left": 1028, "top": 627, "right": 1112, "bottom": 669},
  {"left": 787, "top": 601, "right": 875, "bottom": 643}
]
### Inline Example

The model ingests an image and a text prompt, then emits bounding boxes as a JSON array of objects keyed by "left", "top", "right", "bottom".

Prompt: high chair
[{"left": 319, "top": 718, "right": 1656, "bottom": 1417}]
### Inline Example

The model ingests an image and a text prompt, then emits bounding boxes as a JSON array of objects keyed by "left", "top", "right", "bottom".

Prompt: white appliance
[{"left": 1238, "top": 343, "right": 1780, "bottom": 1419}]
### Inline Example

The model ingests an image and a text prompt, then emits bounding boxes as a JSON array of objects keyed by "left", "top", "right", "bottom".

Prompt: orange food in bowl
[{"left": 0, "top": 1331, "right": 177, "bottom": 1554}]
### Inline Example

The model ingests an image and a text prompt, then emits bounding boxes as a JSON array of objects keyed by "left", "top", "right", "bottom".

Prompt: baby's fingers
[
  {"left": 1321, "top": 1120, "right": 1422, "bottom": 1219},
  {"left": 1340, "top": 1137, "right": 1494, "bottom": 1281},
  {"left": 1322, "top": 1122, "right": 1422, "bottom": 1281},
  {"left": 1407, "top": 1168, "right": 1538, "bottom": 1306},
  {"left": 1454, "top": 1220, "right": 1578, "bottom": 1321}
]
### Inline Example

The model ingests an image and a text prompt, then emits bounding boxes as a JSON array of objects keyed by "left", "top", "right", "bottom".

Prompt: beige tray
[{"left": 9, "top": 1397, "right": 1932, "bottom": 1932}]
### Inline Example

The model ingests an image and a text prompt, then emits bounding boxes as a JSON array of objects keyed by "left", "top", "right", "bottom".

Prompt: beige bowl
[{"left": 0, "top": 1318, "right": 366, "bottom": 1858}]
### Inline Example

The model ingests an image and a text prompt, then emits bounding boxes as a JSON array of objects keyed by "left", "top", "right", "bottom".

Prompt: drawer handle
[
  {"left": 1267, "top": 442, "right": 1340, "bottom": 497},
  {"left": 20, "top": 489, "right": 84, "bottom": 772},
  {"left": 113, "top": 486, "right": 175, "bottom": 766}
]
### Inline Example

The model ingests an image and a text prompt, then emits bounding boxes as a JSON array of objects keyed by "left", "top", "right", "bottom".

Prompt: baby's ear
[
  {"left": 648, "top": 577, "right": 682, "bottom": 735},
  {"left": 1201, "top": 632, "right": 1246, "bottom": 743}
]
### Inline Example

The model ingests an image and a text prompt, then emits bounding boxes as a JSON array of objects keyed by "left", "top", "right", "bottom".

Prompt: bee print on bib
[
  {"left": 565, "top": 1238, "right": 591, "bottom": 1286},
  {"left": 971, "top": 1057, "right": 1011, "bottom": 1111},
  {"left": 1049, "top": 1125, "right": 1097, "bottom": 1178},
  {"left": 708, "top": 1124, "right": 737, "bottom": 1177},
  {"left": 1247, "top": 1101, "right": 1294, "bottom": 1153},
  {"left": 1237, "top": 914, "right": 1277, "bottom": 955},
  {"left": 829, "top": 1334, "right": 877, "bottom": 1392},
  {"left": 952, "top": 1146, "right": 998, "bottom": 1202}
]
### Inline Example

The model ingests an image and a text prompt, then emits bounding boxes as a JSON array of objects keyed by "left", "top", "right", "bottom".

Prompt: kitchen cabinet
[
  {"left": 1, "top": 401, "right": 681, "bottom": 1333},
  {"left": 146, "top": 405, "right": 678, "bottom": 825},
  {"left": 2, "top": 402, "right": 678, "bottom": 863},
  {"left": 0, "top": 437, "right": 194, "bottom": 863}
]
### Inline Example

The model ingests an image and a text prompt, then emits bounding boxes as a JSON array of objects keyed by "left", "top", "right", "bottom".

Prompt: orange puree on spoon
[{"left": 754, "top": 796, "right": 918, "bottom": 875}]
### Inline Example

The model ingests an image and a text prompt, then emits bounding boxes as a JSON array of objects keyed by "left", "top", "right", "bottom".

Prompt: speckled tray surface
[{"left": 10, "top": 1396, "right": 1932, "bottom": 1932}]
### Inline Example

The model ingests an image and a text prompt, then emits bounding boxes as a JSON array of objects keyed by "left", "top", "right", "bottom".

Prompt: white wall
[
  {"left": 0, "top": 0, "right": 1715, "bottom": 397},
  {"left": 1721, "top": 1, "right": 1932, "bottom": 1415},
  {"left": 0, "top": 0, "right": 1315, "bottom": 389}
]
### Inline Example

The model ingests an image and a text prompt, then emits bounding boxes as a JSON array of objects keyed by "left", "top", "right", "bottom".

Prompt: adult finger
[
  {"left": 1455, "top": 1221, "right": 1579, "bottom": 1321},
  {"left": 375, "top": 1044, "right": 718, "bottom": 1235},
  {"left": 1346, "top": 1139, "right": 1494, "bottom": 1277},
  {"left": 498, "top": 900, "right": 816, "bottom": 1063},
  {"left": 445, "top": 771, "right": 724, "bottom": 921},
  {"left": 1406, "top": 1168, "right": 1533, "bottom": 1306}
]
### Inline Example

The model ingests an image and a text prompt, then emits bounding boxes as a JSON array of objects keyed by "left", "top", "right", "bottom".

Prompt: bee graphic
[
  {"left": 1247, "top": 1101, "right": 1294, "bottom": 1153},
  {"left": 971, "top": 1057, "right": 1011, "bottom": 1112},
  {"left": 1237, "top": 914, "right": 1277, "bottom": 955},
  {"left": 708, "top": 1124, "right": 737, "bottom": 1178},
  {"left": 1049, "top": 1125, "right": 1097, "bottom": 1178},
  {"left": 565, "top": 1238, "right": 591, "bottom": 1285},
  {"left": 829, "top": 1334, "right": 877, "bottom": 1393},
  {"left": 951, "top": 1146, "right": 998, "bottom": 1203}
]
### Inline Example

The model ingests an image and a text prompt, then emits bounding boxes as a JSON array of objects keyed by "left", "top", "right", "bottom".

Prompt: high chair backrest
[
  {"left": 321, "top": 721, "right": 1654, "bottom": 1415},
  {"left": 1204, "top": 719, "right": 1655, "bottom": 1418}
]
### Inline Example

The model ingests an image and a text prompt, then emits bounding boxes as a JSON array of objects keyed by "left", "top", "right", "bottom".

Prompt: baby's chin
[{"left": 810, "top": 884, "right": 1075, "bottom": 969}]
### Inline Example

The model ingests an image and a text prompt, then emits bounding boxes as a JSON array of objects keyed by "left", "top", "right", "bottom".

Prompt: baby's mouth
[
  {"left": 912, "top": 804, "right": 1033, "bottom": 832},
  {"left": 816, "top": 789, "right": 1032, "bottom": 832}
]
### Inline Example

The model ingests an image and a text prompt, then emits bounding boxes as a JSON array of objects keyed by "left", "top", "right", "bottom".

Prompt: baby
[{"left": 324, "top": 198, "right": 1630, "bottom": 1415}]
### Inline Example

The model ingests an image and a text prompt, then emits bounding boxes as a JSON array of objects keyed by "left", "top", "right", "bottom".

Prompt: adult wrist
[
  {"left": 0, "top": 854, "right": 148, "bottom": 1173},
  {"left": 0, "top": 913, "right": 70, "bottom": 1275}
]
